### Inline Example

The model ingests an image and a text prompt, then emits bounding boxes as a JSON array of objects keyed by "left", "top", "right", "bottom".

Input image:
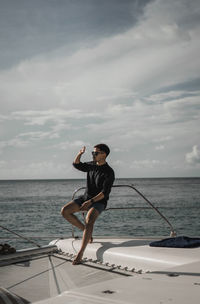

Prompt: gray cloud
[
  {"left": 186, "top": 146, "right": 200, "bottom": 165},
  {"left": 155, "top": 78, "right": 200, "bottom": 96},
  {"left": 0, "top": 0, "right": 153, "bottom": 69}
]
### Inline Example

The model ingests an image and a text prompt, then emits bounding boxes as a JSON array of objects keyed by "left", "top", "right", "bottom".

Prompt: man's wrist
[{"left": 90, "top": 198, "right": 94, "bottom": 203}]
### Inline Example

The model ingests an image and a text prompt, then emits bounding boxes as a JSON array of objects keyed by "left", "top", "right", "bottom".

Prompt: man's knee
[
  {"left": 61, "top": 201, "right": 79, "bottom": 217},
  {"left": 60, "top": 206, "right": 65, "bottom": 217},
  {"left": 61, "top": 203, "right": 71, "bottom": 217}
]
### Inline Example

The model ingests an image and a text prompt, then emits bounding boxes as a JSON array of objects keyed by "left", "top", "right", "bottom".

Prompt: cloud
[
  {"left": 185, "top": 145, "right": 200, "bottom": 165},
  {"left": 0, "top": 0, "right": 200, "bottom": 178},
  {"left": 153, "top": 136, "right": 173, "bottom": 143},
  {"left": 0, "top": 160, "right": 6, "bottom": 167},
  {"left": 54, "top": 140, "right": 86, "bottom": 150},
  {"left": 0, "top": 138, "right": 29, "bottom": 150},
  {"left": 163, "top": 95, "right": 200, "bottom": 123},
  {"left": 18, "top": 131, "right": 60, "bottom": 140},
  {"left": 146, "top": 90, "right": 200, "bottom": 103},
  {"left": 155, "top": 145, "right": 165, "bottom": 150},
  {"left": 10, "top": 108, "right": 99, "bottom": 125},
  {"left": 131, "top": 159, "right": 161, "bottom": 169},
  {"left": 0, "top": 114, "right": 8, "bottom": 122},
  {"left": 0, "top": 0, "right": 150, "bottom": 69},
  {"left": 4, "top": 108, "right": 102, "bottom": 142},
  {"left": 0, "top": 159, "right": 70, "bottom": 180},
  {"left": 1, "top": 0, "right": 200, "bottom": 115}
]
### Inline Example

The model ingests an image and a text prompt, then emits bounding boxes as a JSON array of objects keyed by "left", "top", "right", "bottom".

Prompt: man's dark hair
[{"left": 94, "top": 143, "right": 110, "bottom": 156}]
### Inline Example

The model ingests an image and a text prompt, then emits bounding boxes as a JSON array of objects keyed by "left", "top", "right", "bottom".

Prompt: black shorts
[{"left": 74, "top": 196, "right": 106, "bottom": 214}]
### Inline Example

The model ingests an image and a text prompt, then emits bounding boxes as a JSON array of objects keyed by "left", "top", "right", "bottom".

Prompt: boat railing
[{"left": 71, "top": 184, "right": 176, "bottom": 238}]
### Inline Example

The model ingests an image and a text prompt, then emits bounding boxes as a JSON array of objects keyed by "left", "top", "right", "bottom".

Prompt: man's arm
[
  {"left": 73, "top": 146, "right": 93, "bottom": 172},
  {"left": 91, "top": 192, "right": 105, "bottom": 202},
  {"left": 80, "top": 191, "right": 105, "bottom": 211},
  {"left": 74, "top": 146, "right": 86, "bottom": 164},
  {"left": 102, "top": 170, "right": 115, "bottom": 200}
]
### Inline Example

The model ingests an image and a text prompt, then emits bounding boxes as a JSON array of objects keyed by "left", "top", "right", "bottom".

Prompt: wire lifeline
[
  {"left": 71, "top": 184, "right": 176, "bottom": 237},
  {"left": 0, "top": 224, "right": 41, "bottom": 248}
]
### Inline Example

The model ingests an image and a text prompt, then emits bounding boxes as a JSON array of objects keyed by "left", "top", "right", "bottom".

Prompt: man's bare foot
[{"left": 72, "top": 252, "right": 83, "bottom": 265}]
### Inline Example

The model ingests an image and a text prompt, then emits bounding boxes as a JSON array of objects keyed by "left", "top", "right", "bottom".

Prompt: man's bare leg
[
  {"left": 61, "top": 201, "right": 85, "bottom": 231},
  {"left": 61, "top": 201, "right": 93, "bottom": 243},
  {"left": 72, "top": 207, "right": 99, "bottom": 265}
]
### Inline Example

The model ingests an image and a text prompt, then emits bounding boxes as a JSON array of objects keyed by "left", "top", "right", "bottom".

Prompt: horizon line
[{"left": 0, "top": 176, "right": 200, "bottom": 181}]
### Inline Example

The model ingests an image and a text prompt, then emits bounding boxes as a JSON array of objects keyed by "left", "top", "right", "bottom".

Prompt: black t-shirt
[{"left": 73, "top": 161, "right": 115, "bottom": 206}]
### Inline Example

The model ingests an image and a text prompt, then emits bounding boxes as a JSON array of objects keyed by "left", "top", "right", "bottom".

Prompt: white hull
[{"left": 1, "top": 236, "right": 199, "bottom": 304}]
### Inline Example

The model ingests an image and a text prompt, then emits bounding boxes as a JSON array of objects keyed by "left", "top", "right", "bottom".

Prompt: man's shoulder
[
  {"left": 85, "top": 161, "right": 97, "bottom": 169},
  {"left": 105, "top": 163, "right": 115, "bottom": 175},
  {"left": 84, "top": 161, "right": 97, "bottom": 168},
  {"left": 86, "top": 161, "right": 96, "bottom": 165}
]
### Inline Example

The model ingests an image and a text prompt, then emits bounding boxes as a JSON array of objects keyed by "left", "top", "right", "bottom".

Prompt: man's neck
[{"left": 96, "top": 160, "right": 106, "bottom": 166}]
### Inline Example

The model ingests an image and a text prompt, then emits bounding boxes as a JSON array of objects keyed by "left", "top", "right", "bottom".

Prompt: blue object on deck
[{"left": 149, "top": 236, "right": 200, "bottom": 248}]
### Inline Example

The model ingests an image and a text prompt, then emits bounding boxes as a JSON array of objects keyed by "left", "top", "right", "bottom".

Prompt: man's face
[{"left": 92, "top": 147, "right": 106, "bottom": 161}]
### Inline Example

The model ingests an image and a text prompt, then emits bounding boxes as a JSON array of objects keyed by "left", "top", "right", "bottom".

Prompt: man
[{"left": 61, "top": 143, "right": 115, "bottom": 265}]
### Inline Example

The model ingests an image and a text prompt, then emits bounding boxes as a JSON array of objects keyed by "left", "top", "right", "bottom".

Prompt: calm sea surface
[{"left": 0, "top": 178, "right": 199, "bottom": 249}]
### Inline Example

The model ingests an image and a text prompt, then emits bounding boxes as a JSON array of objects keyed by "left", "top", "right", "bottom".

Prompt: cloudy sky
[{"left": 0, "top": 0, "right": 200, "bottom": 179}]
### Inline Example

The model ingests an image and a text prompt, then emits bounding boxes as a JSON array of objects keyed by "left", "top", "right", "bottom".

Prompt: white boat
[{"left": 0, "top": 184, "right": 200, "bottom": 304}]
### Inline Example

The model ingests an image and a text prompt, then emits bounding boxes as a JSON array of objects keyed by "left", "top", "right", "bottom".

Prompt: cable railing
[{"left": 71, "top": 184, "right": 176, "bottom": 238}]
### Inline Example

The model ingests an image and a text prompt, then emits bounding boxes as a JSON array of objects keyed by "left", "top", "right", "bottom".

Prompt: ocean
[{"left": 0, "top": 178, "right": 200, "bottom": 249}]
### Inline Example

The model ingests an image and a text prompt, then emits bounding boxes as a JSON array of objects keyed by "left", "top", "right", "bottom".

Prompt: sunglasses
[{"left": 92, "top": 151, "right": 105, "bottom": 156}]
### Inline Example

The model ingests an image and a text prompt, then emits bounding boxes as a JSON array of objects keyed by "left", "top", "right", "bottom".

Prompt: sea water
[{"left": 0, "top": 178, "right": 199, "bottom": 249}]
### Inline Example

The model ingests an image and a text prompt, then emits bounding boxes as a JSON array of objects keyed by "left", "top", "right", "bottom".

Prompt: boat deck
[
  {"left": 0, "top": 237, "right": 200, "bottom": 304},
  {"left": 51, "top": 237, "right": 200, "bottom": 272}
]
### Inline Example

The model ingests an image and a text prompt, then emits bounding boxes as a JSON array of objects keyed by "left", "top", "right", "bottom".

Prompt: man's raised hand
[{"left": 79, "top": 146, "right": 86, "bottom": 155}]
